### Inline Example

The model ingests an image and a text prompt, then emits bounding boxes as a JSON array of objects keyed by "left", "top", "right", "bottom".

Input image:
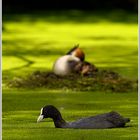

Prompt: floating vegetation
[{"left": 8, "top": 69, "right": 138, "bottom": 92}]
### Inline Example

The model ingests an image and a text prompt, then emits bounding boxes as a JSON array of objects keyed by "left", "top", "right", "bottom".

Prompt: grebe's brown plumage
[{"left": 66, "top": 44, "right": 85, "bottom": 61}]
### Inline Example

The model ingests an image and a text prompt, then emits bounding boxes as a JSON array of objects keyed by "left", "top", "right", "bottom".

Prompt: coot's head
[{"left": 37, "top": 105, "right": 62, "bottom": 123}]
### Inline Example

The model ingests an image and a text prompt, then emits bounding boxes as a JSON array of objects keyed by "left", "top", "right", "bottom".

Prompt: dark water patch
[{"left": 3, "top": 10, "right": 138, "bottom": 24}]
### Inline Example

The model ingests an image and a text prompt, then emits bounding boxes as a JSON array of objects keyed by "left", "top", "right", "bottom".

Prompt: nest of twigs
[{"left": 8, "top": 70, "right": 138, "bottom": 92}]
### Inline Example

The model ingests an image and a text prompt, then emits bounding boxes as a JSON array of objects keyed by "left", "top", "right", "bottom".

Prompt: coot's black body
[{"left": 37, "top": 105, "right": 130, "bottom": 129}]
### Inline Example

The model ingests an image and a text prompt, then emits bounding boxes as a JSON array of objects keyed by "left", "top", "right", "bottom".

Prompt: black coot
[{"left": 37, "top": 105, "right": 130, "bottom": 129}]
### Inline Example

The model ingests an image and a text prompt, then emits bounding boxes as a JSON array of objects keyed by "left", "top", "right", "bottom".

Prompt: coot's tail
[
  {"left": 118, "top": 117, "right": 130, "bottom": 127},
  {"left": 124, "top": 118, "right": 130, "bottom": 123},
  {"left": 107, "top": 111, "right": 130, "bottom": 127}
]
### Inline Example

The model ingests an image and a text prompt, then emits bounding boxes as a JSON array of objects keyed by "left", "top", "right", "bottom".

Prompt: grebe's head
[{"left": 67, "top": 45, "right": 85, "bottom": 61}]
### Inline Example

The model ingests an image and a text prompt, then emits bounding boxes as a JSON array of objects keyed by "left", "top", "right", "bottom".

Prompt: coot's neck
[{"left": 52, "top": 111, "right": 66, "bottom": 128}]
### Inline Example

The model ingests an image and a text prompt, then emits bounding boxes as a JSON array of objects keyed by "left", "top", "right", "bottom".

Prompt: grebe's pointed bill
[{"left": 37, "top": 108, "right": 44, "bottom": 123}]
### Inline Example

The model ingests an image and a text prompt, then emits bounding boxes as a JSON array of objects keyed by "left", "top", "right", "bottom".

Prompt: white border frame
[
  {"left": 0, "top": 0, "right": 2, "bottom": 139},
  {"left": 0, "top": 1, "right": 139, "bottom": 140},
  {"left": 138, "top": 0, "right": 140, "bottom": 139}
]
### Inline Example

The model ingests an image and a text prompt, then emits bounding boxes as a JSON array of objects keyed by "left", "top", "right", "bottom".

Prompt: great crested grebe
[
  {"left": 53, "top": 45, "right": 85, "bottom": 76},
  {"left": 53, "top": 45, "right": 97, "bottom": 76}
]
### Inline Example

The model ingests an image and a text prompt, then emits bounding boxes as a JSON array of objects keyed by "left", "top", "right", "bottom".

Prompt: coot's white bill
[{"left": 37, "top": 115, "right": 44, "bottom": 123}]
